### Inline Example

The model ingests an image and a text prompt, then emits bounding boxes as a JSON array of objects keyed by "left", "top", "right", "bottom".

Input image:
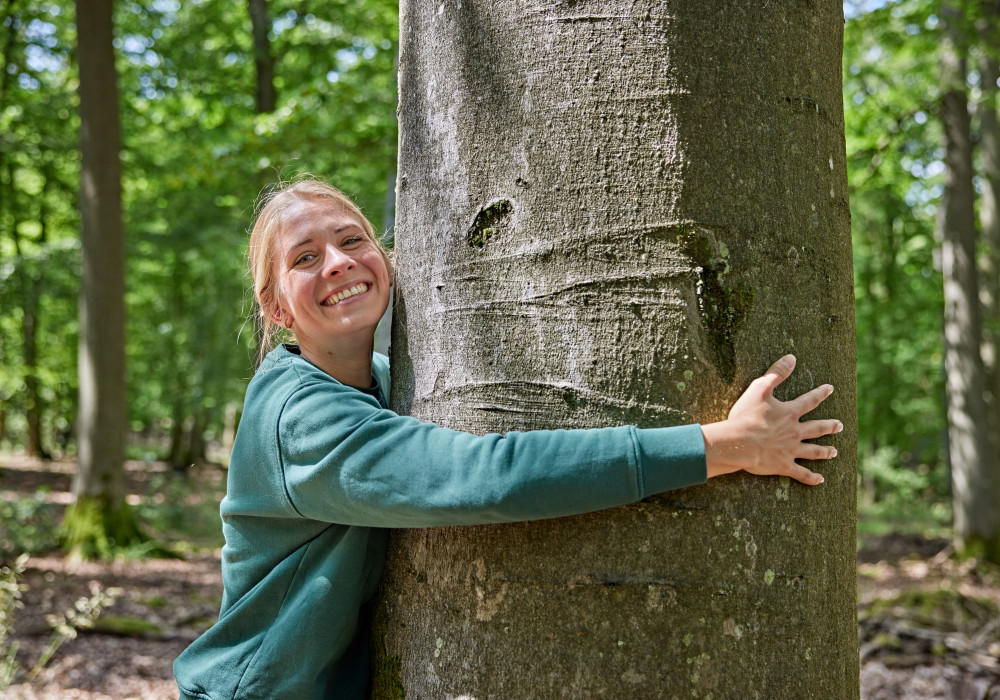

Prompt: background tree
[
  {"left": 63, "top": 0, "right": 143, "bottom": 556},
  {"left": 938, "top": 4, "right": 999, "bottom": 560},
  {"left": 374, "top": 0, "right": 857, "bottom": 696},
  {"left": 978, "top": 0, "right": 1000, "bottom": 506}
]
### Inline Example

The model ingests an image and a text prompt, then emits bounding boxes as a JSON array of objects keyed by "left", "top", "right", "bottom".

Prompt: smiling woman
[{"left": 172, "top": 178, "right": 842, "bottom": 700}]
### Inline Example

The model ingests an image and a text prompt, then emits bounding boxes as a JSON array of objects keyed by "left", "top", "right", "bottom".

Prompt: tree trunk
[
  {"left": 979, "top": 9, "right": 1000, "bottom": 525},
  {"left": 7, "top": 183, "right": 47, "bottom": 460},
  {"left": 23, "top": 276, "right": 45, "bottom": 458},
  {"left": 247, "top": 0, "right": 276, "bottom": 114},
  {"left": 66, "top": 0, "right": 142, "bottom": 558},
  {"left": 939, "top": 11, "right": 999, "bottom": 561},
  {"left": 374, "top": 1, "right": 858, "bottom": 697}
]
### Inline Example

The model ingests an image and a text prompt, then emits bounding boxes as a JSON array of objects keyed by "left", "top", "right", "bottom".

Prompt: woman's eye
[
  {"left": 343, "top": 236, "right": 364, "bottom": 246},
  {"left": 294, "top": 253, "right": 316, "bottom": 266}
]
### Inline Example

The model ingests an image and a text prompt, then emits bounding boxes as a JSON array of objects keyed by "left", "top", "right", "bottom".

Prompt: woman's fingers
[
  {"left": 787, "top": 383, "right": 834, "bottom": 417},
  {"left": 753, "top": 354, "right": 797, "bottom": 398},
  {"left": 795, "top": 442, "right": 838, "bottom": 461},
  {"left": 781, "top": 462, "right": 825, "bottom": 486},
  {"left": 797, "top": 418, "right": 844, "bottom": 441}
]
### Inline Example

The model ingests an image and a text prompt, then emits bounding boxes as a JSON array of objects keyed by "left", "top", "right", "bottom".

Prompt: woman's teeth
[{"left": 323, "top": 283, "right": 368, "bottom": 305}]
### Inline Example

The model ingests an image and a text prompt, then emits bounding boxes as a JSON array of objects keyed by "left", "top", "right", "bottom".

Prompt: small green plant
[
  {"left": 0, "top": 554, "right": 120, "bottom": 691},
  {"left": 0, "top": 554, "right": 28, "bottom": 692},
  {"left": 29, "top": 584, "right": 122, "bottom": 681}
]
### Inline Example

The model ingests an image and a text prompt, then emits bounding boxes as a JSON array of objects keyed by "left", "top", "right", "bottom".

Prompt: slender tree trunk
[
  {"left": 979, "top": 8, "right": 1000, "bottom": 513},
  {"left": 24, "top": 169, "right": 55, "bottom": 460},
  {"left": 66, "top": 0, "right": 142, "bottom": 557},
  {"left": 939, "top": 11, "right": 999, "bottom": 560},
  {"left": 374, "top": 1, "right": 857, "bottom": 696},
  {"left": 23, "top": 278, "right": 44, "bottom": 458},
  {"left": 7, "top": 182, "right": 46, "bottom": 459},
  {"left": 248, "top": 0, "right": 276, "bottom": 113}
]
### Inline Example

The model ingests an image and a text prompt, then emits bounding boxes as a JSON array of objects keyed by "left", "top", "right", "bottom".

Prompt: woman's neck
[{"left": 300, "top": 336, "right": 374, "bottom": 387}]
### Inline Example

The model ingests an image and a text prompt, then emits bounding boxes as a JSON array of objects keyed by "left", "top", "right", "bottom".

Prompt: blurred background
[{"left": 0, "top": 0, "right": 998, "bottom": 697}]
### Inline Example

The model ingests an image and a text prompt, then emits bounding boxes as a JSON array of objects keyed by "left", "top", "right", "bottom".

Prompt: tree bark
[
  {"left": 939, "top": 10, "right": 999, "bottom": 561},
  {"left": 978, "top": 8, "right": 1000, "bottom": 525},
  {"left": 67, "top": 0, "right": 141, "bottom": 557},
  {"left": 374, "top": 1, "right": 858, "bottom": 697}
]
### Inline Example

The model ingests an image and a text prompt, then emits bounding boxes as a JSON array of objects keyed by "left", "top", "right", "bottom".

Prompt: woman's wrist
[{"left": 701, "top": 420, "right": 754, "bottom": 479}]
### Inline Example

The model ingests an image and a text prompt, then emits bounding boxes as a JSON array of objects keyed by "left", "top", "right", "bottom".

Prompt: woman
[{"left": 174, "top": 179, "right": 842, "bottom": 700}]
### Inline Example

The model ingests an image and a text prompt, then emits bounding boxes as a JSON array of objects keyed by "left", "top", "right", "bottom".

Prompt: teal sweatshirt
[{"left": 173, "top": 344, "right": 707, "bottom": 700}]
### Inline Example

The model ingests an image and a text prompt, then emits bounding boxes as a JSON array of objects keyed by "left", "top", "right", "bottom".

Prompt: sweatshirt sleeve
[{"left": 276, "top": 381, "right": 706, "bottom": 528}]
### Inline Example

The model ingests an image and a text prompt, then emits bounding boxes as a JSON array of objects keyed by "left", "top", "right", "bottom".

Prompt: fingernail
[
  {"left": 816, "top": 475, "right": 825, "bottom": 485},
  {"left": 826, "top": 384, "right": 835, "bottom": 395},
  {"left": 831, "top": 448, "right": 838, "bottom": 457},
  {"left": 836, "top": 421, "right": 844, "bottom": 433}
]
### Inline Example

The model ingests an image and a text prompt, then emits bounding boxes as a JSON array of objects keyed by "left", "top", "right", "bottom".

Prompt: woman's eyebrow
[
  {"left": 287, "top": 236, "right": 314, "bottom": 253},
  {"left": 286, "top": 223, "right": 362, "bottom": 253}
]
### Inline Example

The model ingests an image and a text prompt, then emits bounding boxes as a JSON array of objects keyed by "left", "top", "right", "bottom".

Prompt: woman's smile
[{"left": 322, "top": 281, "right": 371, "bottom": 306}]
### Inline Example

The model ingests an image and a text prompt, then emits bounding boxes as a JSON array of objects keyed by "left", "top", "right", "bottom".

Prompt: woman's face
[{"left": 271, "top": 198, "right": 391, "bottom": 356}]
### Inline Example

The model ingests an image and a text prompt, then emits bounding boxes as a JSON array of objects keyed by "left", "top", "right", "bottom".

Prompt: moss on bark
[{"left": 59, "top": 495, "right": 147, "bottom": 560}]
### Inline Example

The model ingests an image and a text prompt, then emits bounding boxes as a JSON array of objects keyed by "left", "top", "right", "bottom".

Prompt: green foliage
[
  {"left": 846, "top": 0, "right": 951, "bottom": 491},
  {"left": 858, "top": 447, "right": 952, "bottom": 534},
  {"left": 0, "top": 0, "right": 399, "bottom": 468},
  {"left": 0, "top": 489, "right": 61, "bottom": 558}
]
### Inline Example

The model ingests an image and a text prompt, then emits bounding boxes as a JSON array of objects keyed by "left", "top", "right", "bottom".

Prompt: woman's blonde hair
[{"left": 248, "top": 178, "right": 391, "bottom": 364}]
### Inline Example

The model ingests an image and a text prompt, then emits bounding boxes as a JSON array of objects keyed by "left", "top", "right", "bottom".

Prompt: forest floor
[{"left": 1, "top": 455, "right": 999, "bottom": 699}]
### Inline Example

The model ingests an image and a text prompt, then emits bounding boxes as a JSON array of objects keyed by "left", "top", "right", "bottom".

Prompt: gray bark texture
[
  {"left": 73, "top": 0, "right": 127, "bottom": 503},
  {"left": 375, "top": 1, "right": 858, "bottom": 697},
  {"left": 939, "top": 22, "right": 999, "bottom": 559}
]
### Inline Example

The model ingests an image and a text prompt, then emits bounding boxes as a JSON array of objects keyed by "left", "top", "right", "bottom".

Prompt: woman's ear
[
  {"left": 271, "top": 307, "right": 293, "bottom": 329},
  {"left": 263, "top": 289, "right": 292, "bottom": 329}
]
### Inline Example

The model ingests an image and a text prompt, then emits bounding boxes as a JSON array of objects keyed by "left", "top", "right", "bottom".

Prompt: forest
[{"left": 1, "top": 0, "right": 999, "bottom": 697}]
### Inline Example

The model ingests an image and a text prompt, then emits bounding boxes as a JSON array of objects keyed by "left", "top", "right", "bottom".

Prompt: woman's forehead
[{"left": 279, "top": 200, "right": 365, "bottom": 244}]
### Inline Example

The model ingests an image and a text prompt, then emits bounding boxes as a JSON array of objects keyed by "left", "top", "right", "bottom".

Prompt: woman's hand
[{"left": 701, "top": 355, "right": 843, "bottom": 486}]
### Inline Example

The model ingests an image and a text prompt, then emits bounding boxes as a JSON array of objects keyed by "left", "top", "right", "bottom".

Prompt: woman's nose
[{"left": 323, "top": 245, "right": 355, "bottom": 276}]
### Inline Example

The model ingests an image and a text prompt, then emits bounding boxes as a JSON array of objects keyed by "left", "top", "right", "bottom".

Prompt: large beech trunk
[{"left": 375, "top": 1, "right": 858, "bottom": 696}]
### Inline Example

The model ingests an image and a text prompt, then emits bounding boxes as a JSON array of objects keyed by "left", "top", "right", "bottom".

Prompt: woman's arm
[{"left": 701, "top": 355, "right": 841, "bottom": 486}]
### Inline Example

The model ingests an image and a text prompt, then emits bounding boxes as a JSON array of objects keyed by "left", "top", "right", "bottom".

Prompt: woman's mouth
[{"left": 322, "top": 282, "right": 370, "bottom": 306}]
